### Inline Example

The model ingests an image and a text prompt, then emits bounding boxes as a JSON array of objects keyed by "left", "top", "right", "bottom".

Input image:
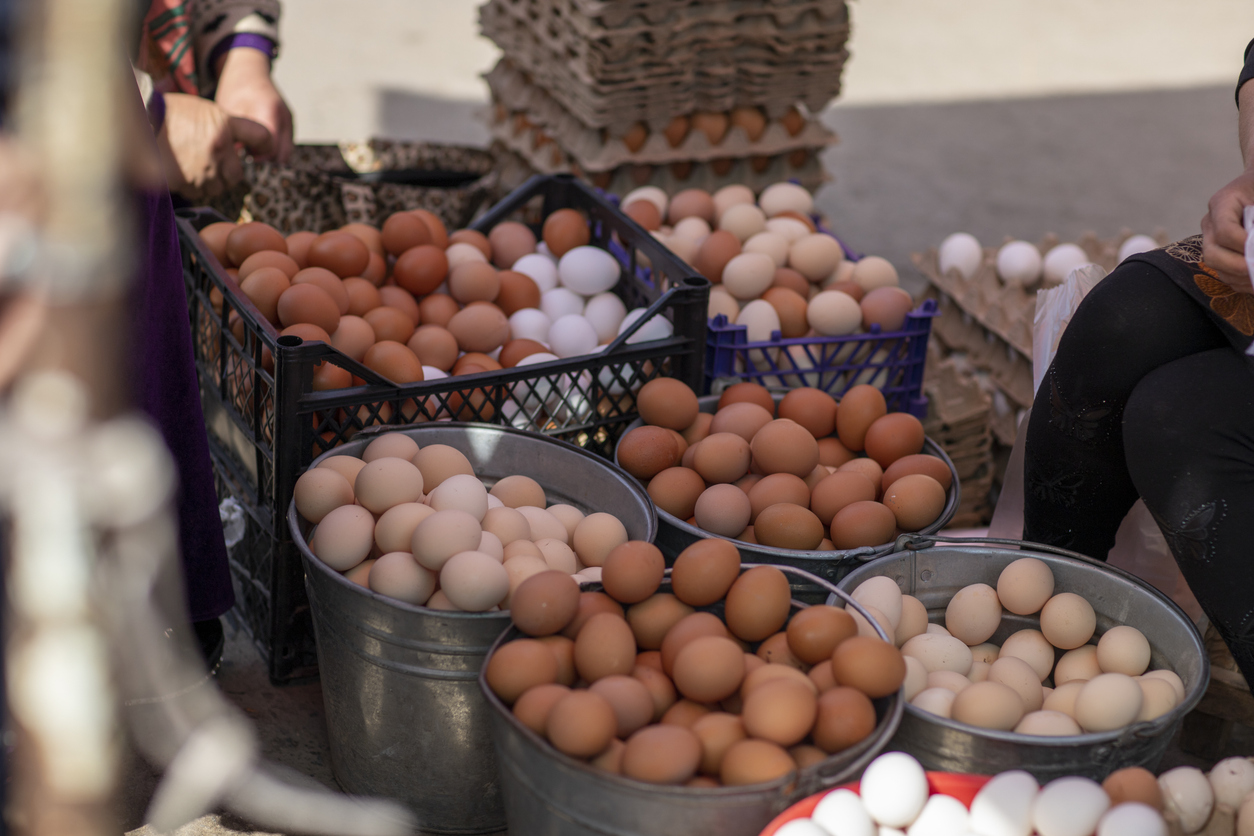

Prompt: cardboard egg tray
[
  {"left": 922, "top": 352, "right": 996, "bottom": 527},
  {"left": 486, "top": 60, "right": 837, "bottom": 173},
  {"left": 559, "top": 0, "right": 846, "bottom": 29}
]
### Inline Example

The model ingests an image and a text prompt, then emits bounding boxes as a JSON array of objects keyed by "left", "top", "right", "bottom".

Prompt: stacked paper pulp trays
[
  {"left": 922, "top": 350, "right": 995, "bottom": 527},
  {"left": 703, "top": 299, "right": 937, "bottom": 420},
  {"left": 179, "top": 174, "right": 710, "bottom": 682},
  {"left": 479, "top": 0, "right": 849, "bottom": 195}
]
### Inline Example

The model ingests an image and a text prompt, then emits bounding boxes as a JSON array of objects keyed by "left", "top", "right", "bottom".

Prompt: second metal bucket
[{"left": 291, "top": 423, "right": 658, "bottom": 834}]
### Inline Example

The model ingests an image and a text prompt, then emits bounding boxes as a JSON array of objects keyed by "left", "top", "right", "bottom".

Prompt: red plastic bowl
[{"left": 759, "top": 772, "right": 992, "bottom": 836}]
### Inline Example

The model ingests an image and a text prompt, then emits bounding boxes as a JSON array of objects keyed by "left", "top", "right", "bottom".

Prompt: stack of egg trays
[{"left": 177, "top": 173, "right": 710, "bottom": 683}]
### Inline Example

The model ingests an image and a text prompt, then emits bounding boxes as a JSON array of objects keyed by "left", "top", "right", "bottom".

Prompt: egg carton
[
  {"left": 486, "top": 61, "right": 837, "bottom": 172},
  {"left": 922, "top": 355, "right": 996, "bottom": 526},
  {"left": 487, "top": 122, "right": 829, "bottom": 196},
  {"left": 481, "top": 0, "right": 849, "bottom": 64}
]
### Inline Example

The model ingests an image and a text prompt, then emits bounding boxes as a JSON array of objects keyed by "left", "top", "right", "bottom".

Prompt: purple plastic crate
[{"left": 704, "top": 298, "right": 938, "bottom": 419}]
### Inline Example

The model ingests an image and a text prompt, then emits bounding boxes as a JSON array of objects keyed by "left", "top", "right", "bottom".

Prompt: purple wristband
[
  {"left": 147, "top": 90, "right": 166, "bottom": 134},
  {"left": 208, "top": 33, "right": 278, "bottom": 75}
]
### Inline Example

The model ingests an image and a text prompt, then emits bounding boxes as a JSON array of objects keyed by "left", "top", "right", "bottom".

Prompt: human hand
[
  {"left": 1201, "top": 168, "right": 1254, "bottom": 294},
  {"left": 157, "top": 93, "right": 272, "bottom": 202},
  {"left": 214, "top": 47, "right": 293, "bottom": 165}
]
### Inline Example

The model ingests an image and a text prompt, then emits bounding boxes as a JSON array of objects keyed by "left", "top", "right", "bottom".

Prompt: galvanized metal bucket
[
  {"left": 480, "top": 565, "right": 905, "bottom": 836},
  {"left": 289, "top": 423, "right": 658, "bottom": 834},
  {"left": 835, "top": 535, "right": 1209, "bottom": 782},
  {"left": 615, "top": 395, "right": 960, "bottom": 584}
]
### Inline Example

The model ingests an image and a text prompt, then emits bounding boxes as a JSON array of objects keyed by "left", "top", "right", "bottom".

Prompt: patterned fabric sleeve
[{"left": 189, "top": 0, "right": 282, "bottom": 96}]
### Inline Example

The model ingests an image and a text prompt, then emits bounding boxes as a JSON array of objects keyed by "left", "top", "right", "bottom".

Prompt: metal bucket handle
[{"left": 878, "top": 533, "right": 1097, "bottom": 563}]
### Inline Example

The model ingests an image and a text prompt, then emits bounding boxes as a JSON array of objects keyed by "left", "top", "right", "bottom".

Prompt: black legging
[{"left": 1023, "top": 260, "right": 1254, "bottom": 684}]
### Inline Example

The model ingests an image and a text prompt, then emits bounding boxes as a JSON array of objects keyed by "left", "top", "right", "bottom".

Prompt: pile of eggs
[
  {"left": 847, "top": 558, "right": 1186, "bottom": 736},
  {"left": 773, "top": 752, "right": 1184, "bottom": 836},
  {"left": 619, "top": 182, "right": 915, "bottom": 347},
  {"left": 616, "top": 378, "right": 951, "bottom": 550},
  {"left": 485, "top": 540, "right": 906, "bottom": 787},
  {"left": 196, "top": 206, "right": 671, "bottom": 403},
  {"left": 937, "top": 231, "right": 1160, "bottom": 288},
  {"left": 293, "top": 431, "right": 636, "bottom": 612}
]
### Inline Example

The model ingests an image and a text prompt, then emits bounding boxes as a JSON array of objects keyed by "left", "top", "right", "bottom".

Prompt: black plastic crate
[{"left": 178, "top": 174, "right": 710, "bottom": 682}]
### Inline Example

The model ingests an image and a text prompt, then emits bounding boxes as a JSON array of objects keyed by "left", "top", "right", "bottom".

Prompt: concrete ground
[{"left": 121, "top": 2, "right": 1254, "bottom": 833}]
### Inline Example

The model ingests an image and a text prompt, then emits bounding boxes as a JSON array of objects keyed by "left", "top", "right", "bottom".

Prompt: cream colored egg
[
  {"left": 901, "top": 633, "right": 974, "bottom": 675},
  {"left": 721, "top": 252, "right": 777, "bottom": 300},
  {"left": 1015, "top": 709, "right": 1082, "bottom": 737},
  {"left": 851, "top": 604, "right": 894, "bottom": 641},
  {"left": 503, "top": 554, "right": 550, "bottom": 607},
  {"left": 988, "top": 655, "right": 1044, "bottom": 712},
  {"left": 368, "top": 552, "right": 436, "bottom": 605},
  {"left": 789, "top": 234, "right": 844, "bottom": 282},
  {"left": 708, "top": 287, "right": 741, "bottom": 322},
  {"left": 535, "top": 537, "right": 578, "bottom": 573},
  {"left": 439, "top": 550, "right": 509, "bottom": 611},
  {"left": 546, "top": 504, "right": 586, "bottom": 540},
  {"left": 1097, "top": 802, "right": 1167, "bottom": 836},
  {"left": 1140, "top": 669, "right": 1186, "bottom": 704},
  {"left": 969, "top": 643, "right": 1001, "bottom": 664},
  {"left": 375, "top": 502, "right": 436, "bottom": 554},
  {"left": 765, "top": 217, "right": 810, "bottom": 244},
  {"left": 482, "top": 506, "right": 531, "bottom": 546},
  {"left": 583, "top": 292, "right": 628, "bottom": 343},
  {"left": 1075, "top": 673, "right": 1143, "bottom": 732},
  {"left": 1096, "top": 626, "right": 1151, "bottom": 676},
  {"left": 1043, "top": 680, "right": 1084, "bottom": 719},
  {"left": 672, "top": 216, "right": 712, "bottom": 241},
  {"left": 312, "top": 504, "right": 375, "bottom": 571},
  {"left": 1208, "top": 756, "right": 1254, "bottom": 809},
  {"left": 1158, "top": 767, "right": 1214, "bottom": 835},
  {"left": 1054, "top": 644, "right": 1101, "bottom": 685},
  {"left": 903, "top": 655, "right": 928, "bottom": 701},
  {"left": 742, "top": 232, "right": 790, "bottom": 267},
  {"left": 623, "top": 186, "right": 668, "bottom": 217},
  {"left": 895, "top": 594, "right": 929, "bottom": 647},
  {"left": 945, "top": 583, "right": 1002, "bottom": 646},
  {"left": 759, "top": 182, "right": 814, "bottom": 218},
  {"left": 999, "top": 629, "right": 1055, "bottom": 682},
  {"left": 951, "top": 681, "right": 1025, "bottom": 731},
  {"left": 927, "top": 669, "right": 973, "bottom": 694},
  {"left": 718, "top": 203, "right": 767, "bottom": 242},
  {"left": 478, "top": 530, "right": 504, "bottom": 561},
  {"left": 1040, "top": 593, "right": 1096, "bottom": 650},
  {"left": 1136, "top": 676, "right": 1178, "bottom": 722},
  {"left": 712, "top": 184, "right": 756, "bottom": 219},
  {"left": 362, "top": 432, "right": 420, "bottom": 463},
  {"left": 807, "top": 290, "right": 861, "bottom": 336},
  {"left": 446, "top": 241, "right": 488, "bottom": 270},
  {"left": 851, "top": 256, "right": 899, "bottom": 291},
  {"left": 912, "top": 686, "right": 956, "bottom": 719},
  {"left": 662, "top": 233, "right": 700, "bottom": 265},
  {"left": 411, "top": 509, "right": 482, "bottom": 571},
  {"left": 737, "top": 298, "right": 783, "bottom": 342},
  {"left": 517, "top": 505, "right": 567, "bottom": 542},
  {"left": 354, "top": 456, "right": 425, "bottom": 515},
  {"left": 572, "top": 512, "right": 628, "bottom": 567},
  {"left": 294, "top": 467, "right": 354, "bottom": 523},
  {"left": 926, "top": 623, "right": 952, "bottom": 637},
  {"left": 850, "top": 576, "right": 904, "bottom": 629},
  {"left": 968, "top": 660, "right": 991, "bottom": 683},
  {"left": 429, "top": 473, "right": 490, "bottom": 520},
  {"left": 996, "top": 557, "right": 1055, "bottom": 615}
]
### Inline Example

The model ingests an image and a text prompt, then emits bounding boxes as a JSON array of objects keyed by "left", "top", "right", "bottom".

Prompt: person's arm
[
  {"left": 1201, "top": 40, "right": 1254, "bottom": 292},
  {"left": 213, "top": 44, "right": 293, "bottom": 164}
]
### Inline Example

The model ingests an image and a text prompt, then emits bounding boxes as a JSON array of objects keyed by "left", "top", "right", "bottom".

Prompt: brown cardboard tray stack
[
  {"left": 922, "top": 347, "right": 995, "bottom": 528},
  {"left": 478, "top": 0, "right": 849, "bottom": 196}
]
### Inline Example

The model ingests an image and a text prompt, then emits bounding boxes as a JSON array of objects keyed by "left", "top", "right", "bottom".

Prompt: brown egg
[
  {"left": 617, "top": 426, "right": 680, "bottom": 480},
  {"left": 377, "top": 285, "right": 420, "bottom": 323},
  {"left": 239, "top": 267, "right": 291, "bottom": 325},
  {"left": 363, "top": 305, "right": 416, "bottom": 344},
  {"left": 662, "top": 115, "right": 690, "bottom": 147},
  {"left": 720, "top": 739, "right": 795, "bottom": 786},
  {"left": 691, "top": 112, "right": 730, "bottom": 145},
  {"left": 829, "top": 500, "right": 896, "bottom": 549},
  {"left": 626, "top": 594, "right": 694, "bottom": 650},
  {"left": 882, "top": 474, "right": 946, "bottom": 531},
  {"left": 762, "top": 287, "right": 809, "bottom": 338},
  {"left": 772, "top": 266, "right": 811, "bottom": 296},
  {"left": 406, "top": 325, "right": 459, "bottom": 371},
  {"left": 381, "top": 212, "right": 432, "bottom": 256},
  {"left": 623, "top": 200, "right": 661, "bottom": 231},
  {"left": 410, "top": 209, "right": 449, "bottom": 249},
  {"left": 448, "top": 228, "right": 493, "bottom": 261},
  {"left": 1102, "top": 766, "right": 1164, "bottom": 810},
  {"left": 951, "top": 681, "right": 1025, "bottom": 731},
  {"left": 787, "top": 605, "right": 858, "bottom": 665},
  {"left": 670, "top": 538, "right": 741, "bottom": 608},
  {"left": 588, "top": 675, "right": 655, "bottom": 739},
  {"left": 710, "top": 402, "right": 774, "bottom": 442},
  {"left": 755, "top": 504, "right": 825, "bottom": 550},
  {"left": 830, "top": 636, "right": 906, "bottom": 698},
  {"left": 493, "top": 338, "right": 545, "bottom": 369},
  {"left": 633, "top": 663, "right": 679, "bottom": 721},
  {"left": 751, "top": 419, "right": 820, "bottom": 477},
  {"left": 590, "top": 738, "right": 625, "bottom": 774},
  {"left": 488, "top": 221, "right": 538, "bottom": 268},
  {"left": 281, "top": 323, "right": 331, "bottom": 345},
  {"left": 817, "top": 437, "right": 857, "bottom": 468},
  {"left": 574, "top": 612, "right": 637, "bottom": 682},
  {"left": 813, "top": 687, "right": 877, "bottom": 753},
  {"left": 718, "top": 382, "right": 775, "bottom": 415},
  {"left": 810, "top": 471, "right": 877, "bottom": 527},
  {"left": 882, "top": 453, "right": 953, "bottom": 493},
  {"left": 283, "top": 230, "right": 315, "bottom": 268},
  {"left": 646, "top": 467, "right": 705, "bottom": 520},
  {"left": 511, "top": 571, "right": 580, "bottom": 636},
  {"left": 340, "top": 222, "right": 385, "bottom": 257},
  {"left": 485, "top": 639, "right": 560, "bottom": 703},
  {"left": 836, "top": 385, "right": 888, "bottom": 452},
  {"left": 756, "top": 632, "right": 806, "bottom": 669},
  {"left": 602, "top": 541, "right": 666, "bottom": 604},
  {"left": 198, "top": 221, "right": 236, "bottom": 264},
  {"left": 778, "top": 388, "right": 838, "bottom": 439},
  {"left": 729, "top": 106, "right": 767, "bottom": 141},
  {"left": 291, "top": 267, "right": 350, "bottom": 315},
  {"left": 838, "top": 459, "right": 884, "bottom": 496},
  {"left": 307, "top": 231, "right": 370, "bottom": 278},
  {"left": 692, "top": 432, "right": 751, "bottom": 483},
  {"left": 362, "top": 251, "right": 387, "bottom": 285},
  {"left": 829, "top": 279, "right": 864, "bottom": 302},
  {"left": 693, "top": 230, "right": 741, "bottom": 282},
  {"left": 671, "top": 635, "right": 746, "bottom": 704},
  {"left": 312, "top": 361, "right": 352, "bottom": 391},
  {"left": 660, "top": 699, "right": 711, "bottom": 728},
  {"left": 724, "top": 565, "right": 790, "bottom": 642},
  {"left": 621, "top": 725, "right": 702, "bottom": 785},
  {"left": 393, "top": 244, "right": 448, "bottom": 296},
  {"left": 637, "top": 377, "right": 700, "bottom": 430},
  {"left": 238, "top": 249, "right": 299, "bottom": 281},
  {"left": 561, "top": 591, "right": 625, "bottom": 639},
  {"left": 546, "top": 690, "right": 617, "bottom": 758},
  {"left": 864, "top": 413, "right": 926, "bottom": 468},
  {"left": 808, "top": 660, "right": 838, "bottom": 693},
  {"left": 694, "top": 484, "right": 752, "bottom": 537},
  {"left": 513, "top": 683, "right": 570, "bottom": 735},
  {"left": 747, "top": 473, "right": 810, "bottom": 522},
  {"left": 660, "top": 612, "right": 731, "bottom": 677},
  {"left": 416, "top": 293, "right": 461, "bottom": 328},
  {"left": 452, "top": 352, "right": 503, "bottom": 375},
  {"left": 362, "top": 340, "right": 424, "bottom": 384},
  {"left": 861, "top": 287, "right": 915, "bottom": 332},
  {"left": 495, "top": 270, "right": 542, "bottom": 315},
  {"left": 691, "top": 713, "right": 746, "bottom": 776},
  {"left": 542, "top": 209, "right": 590, "bottom": 257},
  {"left": 341, "top": 277, "right": 382, "bottom": 316},
  {"left": 225, "top": 221, "right": 286, "bottom": 266},
  {"left": 447, "top": 304, "right": 510, "bottom": 353},
  {"left": 446, "top": 261, "right": 500, "bottom": 305},
  {"left": 276, "top": 283, "right": 341, "bottom": 333},
  {"left": 743, "top": 678, "right": 817, "bottom": 747}
]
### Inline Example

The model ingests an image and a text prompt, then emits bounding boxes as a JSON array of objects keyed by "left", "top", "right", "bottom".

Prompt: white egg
[
  {"left": 1042, "top": 243, "right": 1090, "bottom": 285},
  {"left": 672, "top": 216, "right": 712, "bottom": 241},
  {"left": 969, "top": 770, "right": 1038, "bottom": 836},
  {"left": 773, "top": 821, "right": 831, "bottom": 836},
  {"left": 558, "top": 245, "right": 621, "bottom": 295},
  {"left": 995, "top": 241, "right": 1042, "bottom": 287},
  {"left": 513, "top": 351, "right": 563, "bottom": 406},
  {"left": 938, "top": 232, "right": 983, "bottom": 279},
  {"left": 1158, "top": 766, "right": 1214, "bottom": 834},
  {"left": 421, "top": 366, "right": 448, "bottom": 380},
  {"left": 1118, "top": 234, "right": 1158, "bottom": 262},
  {"left": 535, "top": 241, "right": 556, "bottom": 259},
  {"left": 617, "top": 308, "right": 674, "bottom": 344},
  {"left": 582, "top": 292, "right": 627, "bottom": 343},
  {"left": 743, "top": 231, "right": 791, "bottom": 267},
  {"left": 622, "top": 186, "right": 668, "bottom": 217},
  {"left": 1031, "top": 776, "right": 1109, "bottom": 836},
  {"left": 512, "top": 253, "right": 559, "bottom": 292},
  {"left": 540, "top": 287, "right": 585, "bottom": 322},
  {"left": 509, "top": 308, "right": 552, "bottom": 343},
  {"left": 1209, "top": 756, "right": 1254, "bottom": 808},
  {"left": 759, "top": 181, "right": 814, "bottom": 217},
  {"left": 860, "top": 752, "right": 929, "bottom": 829},
  {"left": 1097, "top": 803, "right": 1167, "bottom": 836},
  {"left": 811, "top": 788, "right": 875, "bottom": 836},
  {"left": 547, "top": 314, "right": 599, "bottom": 358},
  {"left": 907, "top": 793, "right": 969, "bottom": 836}
]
